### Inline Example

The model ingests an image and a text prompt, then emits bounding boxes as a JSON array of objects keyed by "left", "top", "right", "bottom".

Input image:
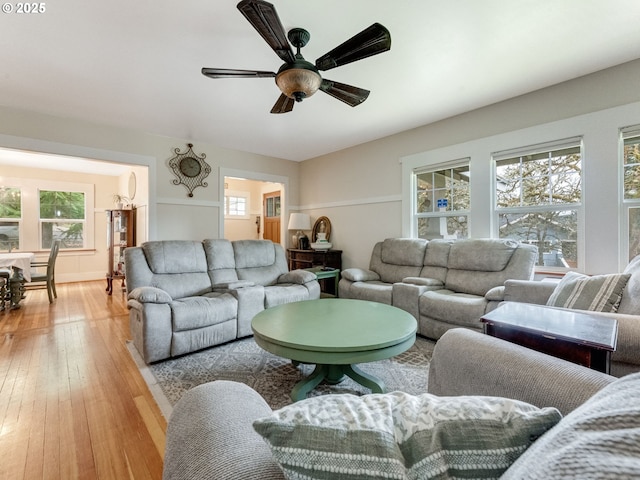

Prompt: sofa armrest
[
  {"left": 503, "top": 279, "right": 556, "bottom": 305},
  {"left": 485, "top": 285, "right": 505, "bottom": 301},
  {"left": 127, "top": 286, "right": 172, "bottom": 304},
  {"left": 278, "top": 269, "right": 316, "bottom": 284},
  {"left": 163, "top": 380, "right": 285, "bottom": 480},
  {"left": 428, "top": 328, "right": 615, "bottom": 416},
  {"left": 341, "top": 268, "right": 380, "bottom": 282}
]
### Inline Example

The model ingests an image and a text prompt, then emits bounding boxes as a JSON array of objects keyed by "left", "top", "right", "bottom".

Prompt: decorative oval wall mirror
[{"left": 128, "top": 172, "right": 137, "bottom": 201}]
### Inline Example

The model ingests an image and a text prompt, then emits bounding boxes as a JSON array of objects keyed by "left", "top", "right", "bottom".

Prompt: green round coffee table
[{"left": 251, "top": 298, "right": 417, "bottom": 401}]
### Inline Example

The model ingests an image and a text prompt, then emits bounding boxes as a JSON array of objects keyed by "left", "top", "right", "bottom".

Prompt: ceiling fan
[{"left": 202, "top": 0, "right": 391, "bottom": 114}]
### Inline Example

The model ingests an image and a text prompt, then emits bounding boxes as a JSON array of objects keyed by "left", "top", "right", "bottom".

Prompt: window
[
  {"left": 622, "top": 126, "right": 640, "bottom": 262},
  {"left": 0, "top": 178, "right": 94, "bottom": 252},
  {"left": 224, "top": 192, "right": 249, "bottom": 218},
  {"left": 0, "top": 187, "right": 21, "bottom": 251},
  {"left": 494, "top": 138, "right": 582, "bottom": 268},
  {"left": 414, "top": 162, "right": 470, "bottom": 239},
  {"left": 39, "top": 190, "right": 86, "bottom": 249}
]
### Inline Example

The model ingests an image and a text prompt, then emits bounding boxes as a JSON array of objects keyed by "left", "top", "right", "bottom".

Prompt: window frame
[
  {"left": 621, "top": 125, "right": 640, "bottom": 264},
  {"left": 492, "top": 137, "right": 583, "bottom": 271},
  {"left": 411, "top": 159, "right": 471, "bottom": 240},
  {"left": 223, "top": 190, "right": 250, "bottom": 220}
]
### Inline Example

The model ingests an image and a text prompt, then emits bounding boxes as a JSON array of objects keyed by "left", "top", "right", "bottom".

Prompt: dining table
[{"left": 0, "top": 251, "right": 36, "bottom": 309}]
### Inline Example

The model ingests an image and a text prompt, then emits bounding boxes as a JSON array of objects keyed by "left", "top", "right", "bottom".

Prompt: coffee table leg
[
  {"left": 291, "top": 365, "right": 327, "bottom": 402},
  {"left": 343, "top": 364, "right": 386, "bottom": 394}
]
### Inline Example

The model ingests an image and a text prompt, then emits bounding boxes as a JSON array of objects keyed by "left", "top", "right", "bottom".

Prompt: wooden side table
[
  {"left": 288, "top": 248, "right": 342, "bottom": 296},
  {"left": 481, "top": 302, "right": 618, "bottom": 374}
]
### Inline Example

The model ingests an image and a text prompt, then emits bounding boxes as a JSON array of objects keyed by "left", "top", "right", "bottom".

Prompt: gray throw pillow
[
  {"left": 546, "top": 271, "right": 630, "bottom": 312},
  {"left": 253, "top": 391, "right": 561, "bottom": 480},
  {"left": 501, "top": 372, "right": 640, "bottom": 479}
]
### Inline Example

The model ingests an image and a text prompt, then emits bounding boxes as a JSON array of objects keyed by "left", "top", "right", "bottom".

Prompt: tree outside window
[
  {"left": 39, "top": 190, "right": 85, "bottom": 249},
  {"left": 0, "top": 187, "right": 21, "bottom": 250},
  {"left": 495, "top": 143, "right": 582, "bottom": 268}
]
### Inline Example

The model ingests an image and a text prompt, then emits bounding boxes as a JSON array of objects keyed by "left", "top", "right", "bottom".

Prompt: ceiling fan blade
[
  {"left": 237, "top": 0, "right": 295, "bottom": 64},
  {"left": 201, "top": 68, "right": 276, "bottom": 79},
  {"left": 320, "top": 79, "right": 370, "bottom": 107},
  {"left": 315, "top": 23, "right": 391, "bottom": 71},
  {"left": 270, "top": 94, "right": 295, "bottom": 114}
]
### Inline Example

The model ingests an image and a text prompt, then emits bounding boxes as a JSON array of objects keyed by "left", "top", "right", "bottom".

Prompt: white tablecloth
[{"left": 0, "top": 252, "right": 36, "bottom": 281}]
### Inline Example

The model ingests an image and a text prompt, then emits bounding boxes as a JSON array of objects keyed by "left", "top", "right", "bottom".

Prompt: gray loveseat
[
  {"left": 162, "top": 328, "right": 640, "bottom": 479},
  {"left": 339, "top": 238, "right": 537, "bottom": 339},
  {"left": 125, "top": 239, "right": 320, "bottom": 363}
]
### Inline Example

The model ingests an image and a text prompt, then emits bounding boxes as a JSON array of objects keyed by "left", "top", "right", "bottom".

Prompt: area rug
[{"left": 127, "top": 336, "right": 435, "bottom": 417}]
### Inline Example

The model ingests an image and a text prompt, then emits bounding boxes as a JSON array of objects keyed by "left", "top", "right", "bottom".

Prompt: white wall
[{"left": 299, "top": 59, "right": 640, "bottom": 272}]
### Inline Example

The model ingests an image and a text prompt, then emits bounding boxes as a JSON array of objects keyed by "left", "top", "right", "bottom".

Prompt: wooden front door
[{"left": 263, "top": 191, "right": 281, "bottom": 243}]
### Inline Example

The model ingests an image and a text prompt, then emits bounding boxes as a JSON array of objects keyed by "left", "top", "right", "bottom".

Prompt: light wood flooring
[{"left": 0, "top": 280, "right": 166, "bottom": 479}]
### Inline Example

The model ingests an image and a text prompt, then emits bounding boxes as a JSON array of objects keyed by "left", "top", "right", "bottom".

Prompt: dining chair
[{"left": 24, "top": 240, "right": 61, "bottom": 304}]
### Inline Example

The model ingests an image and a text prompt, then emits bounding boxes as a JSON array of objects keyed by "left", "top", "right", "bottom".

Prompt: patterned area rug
[{"left": 128, "top": 336, "right": 435, "bottom": 415}]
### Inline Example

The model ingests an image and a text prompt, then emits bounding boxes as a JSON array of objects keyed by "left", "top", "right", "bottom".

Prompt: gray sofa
[
  {"left": 162, "top": 328, "right": 640, "bottom": 480},
  {"left": 503, "top": 254, "right": 640, "bottom": 377},
  {"left": 125, "top": 239, "right": 320, "bottom": 363},
  {"left": 339, "top": 238, "right": 537, "bottom": 339}
]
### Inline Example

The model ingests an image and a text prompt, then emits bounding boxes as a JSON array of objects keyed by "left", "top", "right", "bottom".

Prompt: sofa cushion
[
  {"left": 447, "top": 239, "right": 518, "bottom": 272},
  {"left": 203, "top": 238, "right": 239, "bottom": 285},
  {"left": 380, "top": 238, "right": 428, "bottom": 266},
  {"left": 546, "top": 271, "right": 631, "bottom": 313},
  {"left": 420, "top": 289, "right": 488, "bottom": 328},
  {"left": 171, "top": 293, "right": 237, "bottom": 331},
  {"left": 342, "top": 281, "right": 393, "bottom": 305},
  {"left": 501, "top": 372, "right": 640, "bottom": 479},
  {"left": 142, "top": 240, "right": 207, "bottom": 274},
  {"left": 253, "top": 391, "right": 561, "bottom": 480},
  {"left": 234, "top": 239, "right": 276, "bottom": 268}
]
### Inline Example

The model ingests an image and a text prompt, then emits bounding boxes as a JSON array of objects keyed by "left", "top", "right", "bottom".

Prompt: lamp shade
[{"left": 288, "top": 213, "right": 311, "bottom": 231}]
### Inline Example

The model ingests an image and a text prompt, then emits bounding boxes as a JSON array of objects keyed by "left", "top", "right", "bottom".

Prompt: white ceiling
[{"left": 1, "top": 0, "right": 640, "bottom": 163}]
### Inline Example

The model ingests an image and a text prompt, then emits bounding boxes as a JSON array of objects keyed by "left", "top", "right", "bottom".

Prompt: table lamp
[{"left": 287, "top": 213, "right": 311, "bottom": 249}]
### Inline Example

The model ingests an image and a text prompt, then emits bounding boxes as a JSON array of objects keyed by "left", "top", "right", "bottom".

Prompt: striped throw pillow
[{"left": 546, "top": 272, "right": 630, "bottom": 312}]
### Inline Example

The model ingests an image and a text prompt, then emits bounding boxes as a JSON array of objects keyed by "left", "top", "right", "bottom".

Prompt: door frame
[{"left": 219, "top": 168, "right": 289, "bottom": 247}]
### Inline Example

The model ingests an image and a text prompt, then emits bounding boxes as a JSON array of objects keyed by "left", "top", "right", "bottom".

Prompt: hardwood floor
[{"left": 0, "top": 281, "right": 166, "bottom": 480}]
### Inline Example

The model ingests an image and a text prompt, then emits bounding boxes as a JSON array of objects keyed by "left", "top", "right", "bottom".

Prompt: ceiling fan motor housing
[{"left": 275, "top": 57, "right": 322, "bottom": 102}]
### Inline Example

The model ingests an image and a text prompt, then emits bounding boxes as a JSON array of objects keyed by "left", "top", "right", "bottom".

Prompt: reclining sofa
[
  {"left": 125, "top": 239, "right": 320, "bottom": 363},
  {"left": 339, "top": 238, "right": 537, "bottom": 339}
]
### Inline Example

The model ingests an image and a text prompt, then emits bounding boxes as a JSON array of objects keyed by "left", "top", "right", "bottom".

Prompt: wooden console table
[
  {"left": 288, "top": 248, "right": 342, "bottom": 296},
  {"left": 481, "top": 302, "right": 618, "bottom": 374}
]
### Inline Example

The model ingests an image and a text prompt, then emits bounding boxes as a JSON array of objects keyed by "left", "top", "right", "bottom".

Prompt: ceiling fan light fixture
[{"left": 275, "top": 67, "right": 322, "bottom": 102}]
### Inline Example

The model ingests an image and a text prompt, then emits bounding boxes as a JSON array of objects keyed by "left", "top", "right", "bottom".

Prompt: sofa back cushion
[
  {"left": 420, "top": 239, "right": 454, "bottom": 283},
  {"left": 370, "top": 238, "right": 428, "bottom": 284},
  {"left": 203, "top": 238, "right": 239, "bottom": 285},
  {"left": 137, "top": 241, "right": 212, "bottom": 298},
  {"left": 445, "top": 240, "right": 537, "bottom": 296},
  {"left": 232, "top": 240, "right": 288, "bottom": 286}
]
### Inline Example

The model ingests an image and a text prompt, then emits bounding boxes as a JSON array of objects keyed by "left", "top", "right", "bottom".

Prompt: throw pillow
[
  {"left": 501, "top": 372, "right": 640, "bottom": 479},
  {"left": 546, "top": 271, "right": 631, "bottom": 312},
  {"left": 253, "top": 391, "right": 562, "bottom": 480}
]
